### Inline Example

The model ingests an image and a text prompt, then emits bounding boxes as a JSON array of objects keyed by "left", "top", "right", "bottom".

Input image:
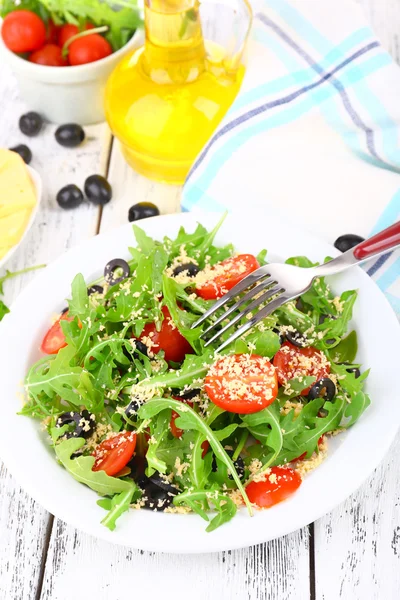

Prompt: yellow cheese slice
[
  {"left": 0, "top": 149, "right": 37, "bottom": 219},
  {"left": 0, "top": 208, "right": 32, "bottom": 246}
]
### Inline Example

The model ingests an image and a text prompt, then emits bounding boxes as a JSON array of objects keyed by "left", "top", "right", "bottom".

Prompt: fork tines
[{"left": 191, "top": 267, "right": 286, "bottom": 351}]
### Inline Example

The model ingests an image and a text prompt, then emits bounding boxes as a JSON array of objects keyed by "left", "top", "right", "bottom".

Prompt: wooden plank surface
[{"left": 0, "top": 0, "right": 399, "bottom": 598}]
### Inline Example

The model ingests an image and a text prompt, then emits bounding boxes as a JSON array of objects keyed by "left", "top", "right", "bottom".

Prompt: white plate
[
  {"left": 0, "top": 212, "right": 398, "bottom": 554},
  {"left": 0, "top": 166, "right": 42, "bottom": 270}
]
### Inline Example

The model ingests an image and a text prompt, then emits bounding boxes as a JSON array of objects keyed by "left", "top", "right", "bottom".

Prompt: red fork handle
[{"left": 354, "top": 221, "right": 400, "bottom": 260}]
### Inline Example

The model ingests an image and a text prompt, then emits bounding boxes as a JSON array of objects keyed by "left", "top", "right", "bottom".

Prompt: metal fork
[{"left": 192, "top": 221, "right": 400, "bottom": 352}]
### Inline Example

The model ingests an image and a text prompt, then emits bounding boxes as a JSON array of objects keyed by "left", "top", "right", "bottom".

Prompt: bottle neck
[{"left": 141, "top": 1, "right": 206, "bottom": 84}]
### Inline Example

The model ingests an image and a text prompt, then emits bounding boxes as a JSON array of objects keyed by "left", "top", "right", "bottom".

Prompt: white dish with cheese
[{"left": 0, "top": 149, "right": 42, "bottom": 269}]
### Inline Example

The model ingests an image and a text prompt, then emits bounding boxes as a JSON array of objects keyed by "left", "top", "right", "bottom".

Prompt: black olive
[
  {"left": 128, "top": 202, "right": 160, "bottom": 222},
  {"left": 84, "top": 175, "right": 112, "bottom": 206},
  {"left": 104, "top": 258, "right": 130, "bottom": 286},
  {"left": 56, "top": 410, "right": 96, "bottom": 439},
  {"left": 19, "top": 112, "right": 43, "bottom": 137},
  {"left": 148, "top": 471, "right": 180, "bottom": 495},
  {"left": 56, "top": 184, "right": 84, "bottom": 210},
  {"left": 172, "top": 262, "right": 200, "bottom": 277},
  {"left": 142, "top": 483, "right": 175, "bottom": 510},
  {"left": 55, "top": 123, "right": 85, "bottom": 148},
  {"left": 286, "top": 329, "right": 308, "bottom": 347},
  {"left": 9, "top": 144, "right": 32, "bottom": 164},
  {"left": 319, "top": 314, "right": 337, "bottom": 325},
  {"left": 338, "top": 363, "right": 361, "bottom": 379},
  {"left": 212, "top": 449, "right": 245, "bottom": 480},
  {"left": 125, "top": 397, "right": 143, "bottom": 418},
  {"left": 133, "top": 340, "right": 148, "bottom": 357},
  {"left": 87, "top": 284, "right": 104, "bottom": 296},
  {"left": 334, "top": 234, "right": 365, "bottom": 253},
  {"left": 172, "top": 388, "right": 201, "bottom": 400},
  {"left": 307, "top": 378, "right": 336, "bottom": 402}
]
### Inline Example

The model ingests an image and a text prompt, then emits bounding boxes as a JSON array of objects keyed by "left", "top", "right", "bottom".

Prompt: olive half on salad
[{"left": 22, "top": 219, "right": 370, "bottom": 532}]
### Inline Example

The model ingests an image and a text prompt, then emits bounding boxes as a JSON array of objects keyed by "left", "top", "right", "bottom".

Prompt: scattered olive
[
  {"left": 104, "top": 258, "right": 130, "bottom": 286},
  {"left": 87, "top": 284, "right": 104, "bottom": 296},
  {"left": 318, "top": 314, "right": 337, "bottom": 325},
  {"left": 125, "top": 397, "right": 143, "bottom": 418},
  {"left": 56, "top": 184, "right": 84, "bottom": 210},
  {"left": 307, "top": 378, "right": 336, "bottom": 402},
  {"left": 172, "top": 262, "right": 200, "bottom": 277},
  {"left": 272, "top": 327, "right": 285, "bottom": 345},
  {"left": 212, "top": 449, "right": 245, "bottom": 480},
  {"left": 338, "top": 363, "right": 361, "bottom": 379},
  {"left": 286, "top": 329, "right": 308, "bottom": 347},
  {"left": 19, "top": 112, "right": 43, "bottom": 137},
  {"left": 128, "top": 202, "right": 160, "bottom": 222},
  {"left": 334, "top": 234, "right": 365, "bottom": 253},
  {"left": 142, "top": 482, "right": 176, "bottom": 510},
  {"left": 173, "top": 388, "right": 201, "bottom": 401},
  {"left": 9, "top": 144, "right": 32, "bottom": 164},
  {"left": 84, "top": 174, "right": 112, "bottom": 206},
  {"left": 148, "top": 471, "right": 180, "bottom": 495},
  {"left": 55, "top": 123, "right": 85, "bottom": 148},
  {"left": 56, "top": 410, "right": 96, "bottom": 439}
]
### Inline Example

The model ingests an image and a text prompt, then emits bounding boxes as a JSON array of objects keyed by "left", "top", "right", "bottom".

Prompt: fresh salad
[
  {"left": 22, "top": 217, "right": 371, "bottom": 532},
  {"left": 0, "top": 0, "right": 141, "bottom": 66}
]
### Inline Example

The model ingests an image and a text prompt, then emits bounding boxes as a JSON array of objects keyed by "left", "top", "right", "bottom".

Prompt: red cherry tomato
[
  {"left": 40, "top": 311, "right": 75, "bottom": 354},
  {"left": 45, "top": 19, "right": 59, "bottom": 44},
  {"left": 246, "top": 466, "right": 302, "bottom": 508},
  {"left": 195, "top": 254, "right": 260, "bottom": 300},
  {"left": 68, "top": 34, "right": 112, "bottom": 66},
  {"left": 140, "top": 305, "right": 193, "bottom": 363},
  {"left": 291, "top": 435, "right": 325, "bottom": 463},
  {"left": 57, "top": 22, "right": 94, "bottom": 48},
  {"left": 92, "top": 431, "right": 137, "bottom": 476},
  {"left": 29, "top": 44, "right": 68, "bottom": 66},
  {"left": 2, "top": 10, "right": 46, "bottom": 53},
  {"left": 273, "top": 342, "right": 331, "bottom": 395},
  {"left": 205, "top": 354, "right": 278, "bottom": 414}
]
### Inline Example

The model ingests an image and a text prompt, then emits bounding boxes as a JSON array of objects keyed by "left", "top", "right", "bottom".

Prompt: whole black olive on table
[
  {"left": 87, "top": 284, "right": 104, "bottom": 295},
  {"left": 104, "top": 258, "right": 130, "bottom": 286},
  {"left": 212, "top": 448, "right": 245, "bottom": 480},
  {"left": 19, "top": 112, "right": 43, "bottom": 137},
  {"left": 56, "top": 184, "right": 84, "bottom": 210},
  {"left": 307, "top": 378, "right": 336, "bottom": 401},
  {"left": 128, "top": 202, "right": 160, "bottom": 222},
  {"left": 55, "top": 123, "right": 85, "bottom": 148},
  {"left": 172, "top": 262, "right": 200, "bottom": 277},
  {"left": 338, "top": 363, "right": 361, "bottom": 378},
  {"left": 334, "top": 234, "right": 365, "bottom": 253},
  {"left": 56, "top": 410, "right": 96, "bottom": 439},
  {"left": 84, "top": 175, "right": 112, "bottom": 206},
  {"left": 9, "top": 144, "right": 32, "bottom": 164}
]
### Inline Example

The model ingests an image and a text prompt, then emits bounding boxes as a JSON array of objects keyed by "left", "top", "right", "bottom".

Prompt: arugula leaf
[
  {"left": 328, "top": 330, "right": 358, "bottom": 363},
  {"left": 343, "top": 391, "right": 371, "bottom": 427},
  {"left": 277, "top": 376, "right": 316, "bottom": 400},
  {"left": 53, "top": 436, "right": 132, "bottom": 495},
  {"left": 145, "top": 411, "right": 171, "bottom": 475},
  {"left": 0, "top": 263, "right": 46, "bottom": 294},
  {"left": 241, "top": 401, "right": 283, "bottom": 474},
  {"left": 68, "top": 273, "right": 89, "bottom": 319},
  {"left": 98, "top": 482, "right": 136, "bottom": 531},
  {"left": 138, "top": 399, "right": 253, "bottom": 515},
  {"left": 0, "top": 300, "right": 10, "bottom": 321},
  {"left": 246, "top": 330, "right": 280, "bottom": 358},
  {"left": 173, "top": 488, "right": 237, "bottom": 532},
  {"left": 132, "top": 224, "right": 156, "bottom": 255},
  {"left": 139, "top": 351, "right": 214, "bottom": 390}
]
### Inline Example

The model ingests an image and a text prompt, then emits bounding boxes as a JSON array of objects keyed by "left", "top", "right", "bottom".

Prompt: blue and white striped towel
[{"left": 182, "top": 0, "right": 400, "bottom": 315}]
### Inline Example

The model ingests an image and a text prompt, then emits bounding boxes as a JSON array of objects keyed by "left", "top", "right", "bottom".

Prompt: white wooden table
[{"left": 1, "top": 2, "right": 399, "bottom": 598}]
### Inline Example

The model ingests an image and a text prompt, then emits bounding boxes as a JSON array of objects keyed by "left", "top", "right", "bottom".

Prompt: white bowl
[
  {"left": 0, "top": 165, "right": 42, "bottom": 269},
  {"left": 0, "top": 26, "right": 142, "bottom": 124},
  {"left": 0, "top": 212, "right": 399, "bottom": 553}
]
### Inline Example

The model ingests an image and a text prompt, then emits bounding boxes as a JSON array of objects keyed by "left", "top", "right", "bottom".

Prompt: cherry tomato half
[
  {"left": 40, "top": 311, "right": 74, "bottom": 354},
  {"left": 29, "top": 44, "right": 68, "bottom": 66},
  {"left": 68, "top": 34, "right": 112, "bottom": 66},
  {"left": 273, "top": 342, "right": 331, "bottom": 395},
  {"left": 92, "top": 431, "right": 137, "bottom": 477},
  {"left": 140, "top": 305, "right": 193, "bottom": 363},
  {"left": 195, "top": 254, "right": 260, "bottom": 300},
  {"left": 246, "top": 466, "right": 302, "bottom": 508},
  {"left": 2, "top": 10, "right": 46, "bottom": 53},
  {"left": 205, "top": 354, "right": 278, "bottom": 414}
]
